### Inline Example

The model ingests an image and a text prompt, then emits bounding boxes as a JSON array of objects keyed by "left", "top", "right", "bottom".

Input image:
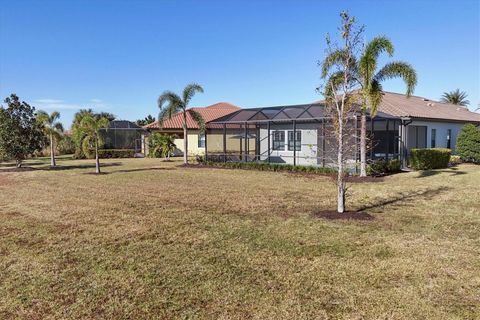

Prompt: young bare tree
[{"left": 319, "top": 11, "right": 364, "bottom": 213}]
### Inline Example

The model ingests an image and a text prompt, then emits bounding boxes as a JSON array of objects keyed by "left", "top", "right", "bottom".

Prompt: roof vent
[{"left": 427, "top": 102, "right": 435, "bottom": 107}]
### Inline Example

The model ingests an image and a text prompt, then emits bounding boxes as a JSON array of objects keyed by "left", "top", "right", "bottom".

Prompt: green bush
[
  {"left": 366, "top": 159, "right": 401, "bottom": 176},
  {"left": 449, "top": 155, "right": 462, "bottom": 165},
  {"left": 410, "top": 148, "right": 451, "bottom": 170},
  {"left": 87, "top": 149, "right": 135, "bottom": 159},
  {"left": 202, "top": 161, "right": 336, "bottom": 175},
  {"left": 386, "top": 159, "right": 401, "bottom": 172},
  {"left": 57, "top": 135, "right": 75, "bottom": 155},
  {"left": 456, "top": 124, "right": 480, "bottom": 163}
]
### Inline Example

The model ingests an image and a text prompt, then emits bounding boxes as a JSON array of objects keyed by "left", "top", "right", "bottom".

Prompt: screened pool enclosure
[
  {"left": 99, "top": 120, "right": 145, "bottom": 153},
  {"left": 204, "top": 103, "right": 408, "bottom": 168}
]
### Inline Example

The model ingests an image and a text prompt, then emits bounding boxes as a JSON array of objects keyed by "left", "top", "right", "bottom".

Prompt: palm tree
[
  {"left": 78, "top": 114, "right": 110, "bottom": 174},
  {"left": 441, "top": 89, "right": 470, "bottom": 106},
  {"left": 159, "top": 134, "right": 177, "bottom": 160},
  {"left": 37, "top": 111, "right": 64, "bottom": 167},
  {"left": 356, "top": 36, "right": 417, "bottom": 176},
  {"left": 158, "top": 83, "right": 205, "bottom": 164}
]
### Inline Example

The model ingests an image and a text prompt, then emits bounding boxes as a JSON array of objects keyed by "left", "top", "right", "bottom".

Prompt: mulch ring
[{"left": 312, "top": 210, "right": 375, "bottom": 221}]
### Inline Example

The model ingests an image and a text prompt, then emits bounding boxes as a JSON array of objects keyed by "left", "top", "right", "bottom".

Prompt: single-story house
[
  {"left": 204, "top": 92, "right": 480, "bottom": 168},
  {"left": 143, "top": 102, "right": 240, "bottom": 156}
]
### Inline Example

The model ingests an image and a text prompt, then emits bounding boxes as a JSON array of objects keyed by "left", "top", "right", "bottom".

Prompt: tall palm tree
[
  {"left": 441, "top": 89, "right": 470, "bottom": 106},
  {"left": 78, "top": 114, "right": 110, "bottom": 174},
  {"left": 357, "top": 36, "right": 417, "bottom": 176},
  {"left": 37, "top": 110, "right": 64, "bottom": 167},
  {"left": 158, "top": 83, "right": 204, "bottom": 164}
]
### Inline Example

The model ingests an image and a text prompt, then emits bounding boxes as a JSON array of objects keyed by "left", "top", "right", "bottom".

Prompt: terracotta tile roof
[
  {"left": 144, "top": 102, "right": 240, "bottom": 130},
  {"left": 377, "top": 92, "right": 480, "bottom": 122}
]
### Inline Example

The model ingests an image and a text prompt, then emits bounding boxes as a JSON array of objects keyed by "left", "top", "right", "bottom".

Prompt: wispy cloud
[{"left": 33, "top": 98, "right": 110, "bottom": 111}]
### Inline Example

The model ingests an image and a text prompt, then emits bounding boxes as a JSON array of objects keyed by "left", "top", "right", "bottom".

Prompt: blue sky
[{"left": 1, "top": 0, "right": 479, "bottom": 127}]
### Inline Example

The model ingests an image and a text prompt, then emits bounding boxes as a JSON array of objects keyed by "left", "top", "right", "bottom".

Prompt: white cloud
[{"left": 33, "top": 98, "right": 110, "bottom": 111}]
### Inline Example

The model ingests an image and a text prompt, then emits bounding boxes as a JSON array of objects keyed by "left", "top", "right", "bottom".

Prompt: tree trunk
[
  {"left": 95, "top": 137, "right": 101, "bottom": 174},
  {"left": 360, "top": 112, "right": 367, "bottom": 177},
  {"left": 16, "top": 159, "right": 22, "bottom": 168},
  {"left": 50, "top": 134, "right": 56, "bottom": 167},
  {"left": 183, "top": 112, "right": 188, "bottom": 164},
  {"left": 337, "top": 121, "right": 345, "bottom": 213}
]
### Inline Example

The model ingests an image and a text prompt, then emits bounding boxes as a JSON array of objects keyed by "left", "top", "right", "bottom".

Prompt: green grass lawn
[{"left": 0, "top": 157, "right": 479, "bottom": 319}]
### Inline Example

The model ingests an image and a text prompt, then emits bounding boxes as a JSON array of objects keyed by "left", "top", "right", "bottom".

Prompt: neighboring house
[
  {"left": 206, "top": 92, "right": 480, "bottom": 168},
  {"left": 143, "top": 102, "right": 240, "bottom": 156},
  {"left": 100, "top": 120, "right": 145, "bottom": 154}
]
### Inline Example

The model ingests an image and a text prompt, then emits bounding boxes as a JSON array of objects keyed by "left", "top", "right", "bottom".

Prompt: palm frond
[
  {"left": 374, "top": 61, "right": 417, "bottom": 96},
  {"left": 440, "top": 89, "right": 470, "bottom": 106},
  {"left": 321, "top": 49, "right": 349, "bottom": 78},
  {"left": 359, "top": 36, "right": 394, "bottom": 85},
  {"left": 368, "top": 79, "right": 383, "bottom": 116},
  {"left": 158, "top": 91, "right": 183, "bottom": 128},
  {"left": 188, "top": 109, "right": 205, "bottom": 133},
  {"left": 182, "top": 83, "right": 204, "bottom": 106},
  {"left": 50, "top": 111, "right": 61, "bottom": 122},
  {"left": 324, "top": 71, "right": 346, "bottom": 104},
  {"left": 36, "top": 110, "right": 49, "bottom": 122}
]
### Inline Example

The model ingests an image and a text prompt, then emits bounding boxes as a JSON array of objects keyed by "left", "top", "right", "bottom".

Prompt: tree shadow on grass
[
  {"left": 105, "top": 167, "right": 175, "bottom": 174},
  {"left": 0, "top": 162, "right": 122, "bottom": 173},
  {"left": 415, "top": 167, "right": 467, "bottom": 178},
  {"left": 356, "top": 186, "right": 452, "bottom": 212}
]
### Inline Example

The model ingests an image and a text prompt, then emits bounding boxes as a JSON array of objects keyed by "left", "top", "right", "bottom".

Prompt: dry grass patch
[{"left": 0, "top": 157, "right": 479, "bottom": 319}]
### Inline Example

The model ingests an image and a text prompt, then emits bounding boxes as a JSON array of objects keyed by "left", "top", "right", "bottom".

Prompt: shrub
[
  {"left": 456, "top": 124, "right": 480, "bottom": 163},
  {"left": 386, "top": 159, "right": 401, "bottom": 172},
  {"left": 410, "top": 148, "right": 451, "bottom": 170},
  {"left": 366, "top": 160, "right": 388, "bottom": 176},
  {"left": 201, "top": 161, "right": 336, "bottom": 175},
  {"left": 57, "top": 135, "right": 75, "bottom": 155},
  {"left": 87, "top": 149, "right": 135, "bottom": 159},
  {"left": 449, "top": 155, "right": 462, "bottom": 165},
  {"left": 148, "top": 133, "right": 177, "bottom": 158}
]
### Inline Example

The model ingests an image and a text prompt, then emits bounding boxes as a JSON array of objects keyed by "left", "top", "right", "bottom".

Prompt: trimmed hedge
[
  {"left": 410, "top": 148, "right": 451, "bottom": 170},
  {"left": 456, "top": 124, "right": 480, "bottom": 163},
  {"left": 87, "top": 149, "right": 135, "bottom": 159},
  {"left": 200, "top": 160, "right": 336, "bottom": 175}
]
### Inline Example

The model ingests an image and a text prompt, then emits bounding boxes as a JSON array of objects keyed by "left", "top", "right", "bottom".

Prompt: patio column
[
  {"left": 293, "top": 120, "right": 297, "bottom": 166},
  {"left": 322, "top": 119, "right": 326, "bottom": 167},
  {"left": 244, "top": 121, "right": 248, "bottom": 162},
  {"left": 370, "top": 117, "right": 374, "bottom": 160},
  {"left": 204, "top": 129, "right": 208, "bottom": 161},
  {"left": 386, "top": 120, "right": 390, "bottom": 162},
  {"left": 267, "top": 121, "right": 271, "bottom": 163},
  {"left": 223, "top": 123, "right": 226, "bottom": 162}
]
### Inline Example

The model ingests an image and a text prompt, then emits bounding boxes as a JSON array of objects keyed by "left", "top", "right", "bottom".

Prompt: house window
[
  {"left": 272, "top": 131, "right": 285, "bottom": 150},
  {"left": 288, "top": 131, "right": 301, "bottom": 151},
  {"left": 431, "top": 129, "right": 436, "bottom": 148},
  {"left": 198, "top": 133, "right": 205, "bottom": 148},
  {"left": 447, "top": 129, "right": 451, "bottom": 149}
]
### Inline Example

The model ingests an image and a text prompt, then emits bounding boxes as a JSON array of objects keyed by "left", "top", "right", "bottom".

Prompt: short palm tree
[
  {"left": 441, "top": 89, "right": 470, "bottom": 106},
  {"left": 357, "top": 36, "right": 417, "bottom": 176},
  {"left": 37, "top": 110, "right": 64, "bottom": 167},
  {"left": 159, "top": 134, "right": 176, "bottom": 160},
  {"left": 158, "top": 83, "right": 205, "bottom": 164},
  {"left": 79, "top": 114, "right": 110, "bottom": 174}
]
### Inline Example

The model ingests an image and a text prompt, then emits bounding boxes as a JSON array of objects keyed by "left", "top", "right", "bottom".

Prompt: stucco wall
[{"left": 407, "top": 120, "right": 467, "bottom": 153}]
